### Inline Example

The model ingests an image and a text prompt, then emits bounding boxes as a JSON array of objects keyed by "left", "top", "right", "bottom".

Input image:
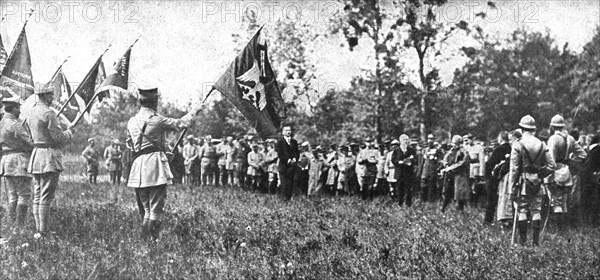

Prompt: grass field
[{"left": 1, "top": 165, "right": 599, "bottom": 279}]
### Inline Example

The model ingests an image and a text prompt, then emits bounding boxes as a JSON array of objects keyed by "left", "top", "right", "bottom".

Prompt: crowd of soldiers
[
  {"left": 166, "top": 115, "right": 600, "bottom": 246},
  {"left": 1, "top": 84, "right": 599, "bottom": 247}
]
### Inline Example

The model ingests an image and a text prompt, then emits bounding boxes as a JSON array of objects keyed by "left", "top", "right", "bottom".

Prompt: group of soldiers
[
  {"left": 0, "top": 83, "right": 599, "bottom": 247},
  {"left": 169, "top": 115, "right": 600, "bottom": 246}
]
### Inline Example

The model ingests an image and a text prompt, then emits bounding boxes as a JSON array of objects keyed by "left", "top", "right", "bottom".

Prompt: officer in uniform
[
  {"left": 127, "top": 87, "right": 202, "bottom": 241},
  {"left": 198, "top": 135, "right": 218, "bottom": 186},
  {"left": 182, "top": 135, "right": 198, "bottom": 185},
  {"left": 508, "top": 115, "right": 555, "bottom": 246},
  {"left": 0, "top": 96, "right": 34, "bottom": 235},
  {"left": 356, "top": 138, "right": 379, "bottom": 200},
  {"left": 546, "top": 114, "right": 586, "bottom": 221},
  {"left": 463, "top": 133, "right": 486, "bottom": 207},
  {"left": 26, "top": 85, "right": 74, "bottom": 236},
  {"left": 418, "top": 134, "right": 443, "bottom": 202},
  {"left": 82, "top": 138, "right": 100, "bottom": 184},
  {"left": 104, "top": 139, "right": 123, "bottom": 185}
]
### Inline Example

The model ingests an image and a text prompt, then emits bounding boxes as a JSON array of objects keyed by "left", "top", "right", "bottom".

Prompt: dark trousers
[
  {"left": 420, "top": 176, "right": 437, "bottom": 202},
  {"left": 280, "top": 167, "right": 297, "bottom": 200},
  {"left": 441, "top": 177, "right": 454, "bottom": 212},
  {"left": 484, "top": 178, "right": 499, "bottom": 223},
  {"left": 395, "top": 179, "right": 412, "bottom": 206}
]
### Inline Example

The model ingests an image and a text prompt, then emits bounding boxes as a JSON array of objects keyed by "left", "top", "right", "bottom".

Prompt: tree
[
  {"left": 571, "top": 27, "right": 600, "bottom": 132},
  {"left": 451, "top": 29, "right": 578, "bottom": 139},
  {"left": 331, "top": 0, "right": 495, "bottom": 141}
]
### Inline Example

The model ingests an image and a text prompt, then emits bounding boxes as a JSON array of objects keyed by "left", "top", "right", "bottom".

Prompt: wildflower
[
  {"left": 33, "top": 233, "right": 42, "bottom": 239},
  {"left": 168, "top": 260, "right": 174, "bottom": 263},
  {"left": 240, "top": 242, "right": 247, "bottom": 247},
  {"left": 246, "top": 226, "right": 252, "bottom": 231},
  {"left": 21, "top": 243, "right": 30, "bottom": 248},
  {"left": 21, "top": 261, "right": 28, "bottom": 268}
]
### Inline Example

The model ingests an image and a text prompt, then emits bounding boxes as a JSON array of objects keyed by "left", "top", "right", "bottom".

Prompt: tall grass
[{"left": 1, "top": 171, "right": 599, "bottom": 279}]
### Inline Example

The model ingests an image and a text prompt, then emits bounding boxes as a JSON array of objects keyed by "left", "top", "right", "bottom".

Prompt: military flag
[
  {"left": 0, "top": 26, "right": 33, "bottom": 101},
  {"left": 0, "top": 33, "right": 7, "bottom": 72},
  {"left": 48, "top": 65, "right": 89, "bottom": 124},
  {"left": 74, "top": 56, "right": 106, "bottom": 108},
  {"left": 212, "top": 27, "right": 286, "bottom": 139},
  {"left": 96, "top": 46, "right": 131, "bottom": 96}
]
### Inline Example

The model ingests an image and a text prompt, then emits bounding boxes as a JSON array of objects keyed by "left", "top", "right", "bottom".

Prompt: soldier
[
  {"left": 26, "top": 85, "right": 75, "bottom": 236},
  {"left": 182, "top": 135, "right": 198, "bottom": 185},
  {"left": 324, "top": 144, "right": 339, "bottom": 195},
  {"left": 546, "top": 114, "right": 586, "bottom": 224},
  {"left": 0, "top": 97, "right": 34, "bottom": 237},
  {"left": 308, "top": 146, "right": 324, "bottom": 196},
  {"left": 264, "top": 139, "right": 279, "bottom": 194},
  {"left": 418, "top": 134, "right": 443, "bottom": 202},
  {"left": 375, "top": 142, "right": 388, "bottom": 196},
  {"left": 82, "top": 138, "right": 100, "bottom": 184},
  {"left": 104, "top": 139, "right": 123, "bottom": 185},
  {"left": 235, "top": 137, "right": 251, "bottom": 189},
  {"left": 126, "top": 87, "right": 202, "bottom": 241},
  {"left": 198, "top": 135, "right": 218, "bottom": 186},
  {"left": 392, "top": 134, "right": 417, "bottom": 207},
  {"left": 169, "top": 141, "right": 184, "bottom": 185},
  {"left": 297, "top": 142, "right": 311, "bottom": 195},
  {"left": 483, "top": 131, "right": 511, "bottom": 226},
  {"left": 122, "top": 138, "right": 134, "bottom": 184},
  {"left": 463, "top": 133, "right": 486, "bottom": 207},
  {"left": 216, "top": 137, "right": 231, "bottom": 186},
  {"left": 224, "top": 137, "right": 238, "bottom": 187},
  {"left": 385, "top": 140, "right": 399, "bottom": 197},
  {"left": 247, "top": 143, "right": 265, "bottom": 191},
  {"left": 336, "top": 145, "right": 350, "bottom": 196},
  {"left": 508, "top": 115, "right": 555, "bottom": 246},
  {"left": 440, "top": 135, "right": 470, "bottom": 212},
  {"left": 356, "top": 138, "right": 379, "bottom": 200}
]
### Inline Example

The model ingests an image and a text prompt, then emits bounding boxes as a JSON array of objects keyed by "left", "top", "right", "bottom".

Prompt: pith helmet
[
  {"left": 519, "top": 115, "right": 536, "bottom": 130},
  {"left": 550, "top": 114, "right": 565, "bottom": 127}
]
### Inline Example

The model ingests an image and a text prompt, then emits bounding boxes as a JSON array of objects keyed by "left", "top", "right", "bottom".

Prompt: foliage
[
  {"left": 450, "top": 29, "right": 578, "bottom": 140},
  {"left": 571, "top": 26, "right": 600, "bottom": 132},
  {"left": 1, "top": 171, "right": 599, "bottom": 279}
]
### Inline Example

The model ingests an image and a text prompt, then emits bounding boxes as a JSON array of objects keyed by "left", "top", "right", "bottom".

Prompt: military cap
[
  {"left": 340, "top": 145, "right": 349, "bottom": 151},
  {"left": 87, "top": 138, "right": 95, "bottom": 143},
  {"left": 1, "top": 94, "right": 20, "bottom": 105},
  {"left": 349, "top": 142, "right": 358, "bottom": 147},
  {"left": 138, "top": 88, "right": 159, "bottom": 101},
  {"left": 391, "top": 140, "right": 400, "bottom": 146},
  {"left": 301, "top": 141, "right": 310, "bottom": 147},
  {"left": 113, "top": 139, "right": 120, "bottom": 145},
  {"left": 187, "top": 135, "right": 194, "bottom": 140}
]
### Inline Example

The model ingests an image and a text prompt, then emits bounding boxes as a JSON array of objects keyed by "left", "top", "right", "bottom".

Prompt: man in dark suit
[
  {"left": 483, "top": 131, "right": 511, "bottom": 225},
  {"left": 275, "top": 125, "right": 299, "bottom": 200},
  {"left": 392, "top": 134, "right": 418, "bottom": 207}
]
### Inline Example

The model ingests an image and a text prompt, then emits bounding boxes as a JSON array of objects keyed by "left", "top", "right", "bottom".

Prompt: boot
[
  {"left": 149, "top": 220, "right": 162, "bottom": 241},
  {"left": 140, "top": 219, "right": 150, "bottom": 241},
  {"left": 7, "top": 201, "right": 17, "bottom": 224},
  {"left": 532, "top": 220, "right": 542, "bottom": 246},
  {"left": 518, "top": 221, "right": 528, "bottom": 245},
  {"left": 15, "top": 204, "right": 28, "bottom": 227}
]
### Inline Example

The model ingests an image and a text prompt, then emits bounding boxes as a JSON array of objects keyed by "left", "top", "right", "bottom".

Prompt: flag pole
[
  {"left": 57, "top": 45, "right": 111, "bottom": 116},
  {"left": 131, "top": 34, "right": 142, "bottom": 48},
  {"left": 2, "top": 9, "right": 34, "bottom": 77},
  {"left": 69, "top": 91, "right": 99, "bottom": 127},
  {"left": 171, "top": 88, "right": 213, "bottom": 154},
  {"left": 49, "top": 56, "right": 71, "bottom": 82}
]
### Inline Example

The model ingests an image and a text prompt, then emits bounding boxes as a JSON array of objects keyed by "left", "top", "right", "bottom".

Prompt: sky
[{"left": 0, "top": 0, "right": 598, "bottom": 107}]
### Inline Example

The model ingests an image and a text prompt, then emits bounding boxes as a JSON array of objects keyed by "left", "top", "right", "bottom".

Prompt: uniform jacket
[
  {"left": 443, "top": 145, "right": 470, "bottom": 200},
  {"left": 182, "top": 143, "right": 198, "bottom": 166},
  {"left": 104, "top": 145, "right": 123, "bottom": 172},
  {"left": 356, "top": 148, "right": 378, "bottom": 176},
  {"left": 247, "top": 150, "right": 265, "bottom": 176},
  {"left": 0, "top": 112, "right": 33, "bottom": 177},
  {"left": 465, "top": 143, "right": 486, "bottom": 177},
  {"left": 484, "top": 142, "right": 511, "bottom": 180},
  {"left": 26, "top": 102, "right": 73, "bottom": 174},
  {"left": 547, "top": 130, "right": 587, "bottom": 185},
  {"left": 418, "top": 145, "right": 443, "bottom": 179},
  {"left": 508, "top": 134, "right": 556, "bottom": 196},
  {"left": 265, "top": 148, "right": 279, "bottom": 173},
  {"left": 126, "top": 106, "right": 194, "bottom": 188}
]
